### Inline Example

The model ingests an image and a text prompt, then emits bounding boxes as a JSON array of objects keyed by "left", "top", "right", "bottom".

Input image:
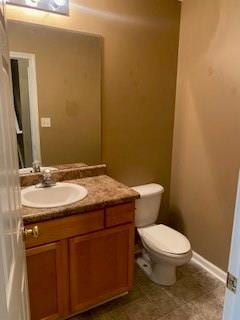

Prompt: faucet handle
[
  {"left": 32, "top": 160, "right": 41, "bottom": 173},
  {"left": 35, "top": 168, "right": 56, "bottom": 188},
  {"left": 43, "top": 168, "right": 52, "bottom": 179},
  {"left": 42, "top": 169, "right": 56, "bottom": 187}
]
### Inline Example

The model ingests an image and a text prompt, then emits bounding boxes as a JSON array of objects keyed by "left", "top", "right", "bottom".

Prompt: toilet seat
[{"left": 138, "top": 224, "right": 191, "bottom": 256}]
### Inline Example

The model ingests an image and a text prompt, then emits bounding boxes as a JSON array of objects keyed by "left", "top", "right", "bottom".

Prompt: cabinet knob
[{"left": 23, "top": 226, "right": 39, "bottom": 240}]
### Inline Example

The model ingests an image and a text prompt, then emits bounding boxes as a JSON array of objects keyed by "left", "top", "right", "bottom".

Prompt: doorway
[{"left": 10, "top": 52, "right": 41, "bottom": 168}]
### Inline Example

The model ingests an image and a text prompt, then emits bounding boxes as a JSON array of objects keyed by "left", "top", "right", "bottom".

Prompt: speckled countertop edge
[{"left": 21, "top": 175, "right": 139, "bottom": 225}]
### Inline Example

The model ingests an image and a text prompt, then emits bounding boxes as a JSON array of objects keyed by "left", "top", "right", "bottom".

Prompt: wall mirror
[{"left": 8, "top": 20, "right": 102, "bottom": 173}]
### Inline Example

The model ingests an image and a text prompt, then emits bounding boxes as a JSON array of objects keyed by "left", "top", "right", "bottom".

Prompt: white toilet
[{"left": 132, "top": 183, "right": 192, "bottom": 286}]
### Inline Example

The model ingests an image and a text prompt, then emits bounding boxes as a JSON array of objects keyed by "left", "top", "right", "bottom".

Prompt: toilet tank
[{"left": 132, "top": 184, "right": 164, "bottom": 228}]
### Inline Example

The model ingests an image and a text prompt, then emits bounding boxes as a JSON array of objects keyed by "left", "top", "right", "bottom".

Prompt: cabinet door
[
  {"left": 26, "top": 240, "right": 69, "bottom": 320},
  {"left": 69, "top": 224, "right": 134, "bottom": 313}
]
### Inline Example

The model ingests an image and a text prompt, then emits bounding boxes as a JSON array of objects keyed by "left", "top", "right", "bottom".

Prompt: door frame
[
  {"left": 10, "top": 51, "right": 42, "bottom": 163},
  {"left": 223, "top": 171, "right": 240, "bottom": 319}
]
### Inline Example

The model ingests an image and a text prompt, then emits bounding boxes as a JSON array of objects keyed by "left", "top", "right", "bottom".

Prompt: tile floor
[{"left": 70, "top": 261, "right": 225, "bottom": 320}]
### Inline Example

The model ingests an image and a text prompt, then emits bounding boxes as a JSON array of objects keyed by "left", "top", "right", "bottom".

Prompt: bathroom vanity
[{"left": 21, "top": 168, "right": 138, "bottom": 320}]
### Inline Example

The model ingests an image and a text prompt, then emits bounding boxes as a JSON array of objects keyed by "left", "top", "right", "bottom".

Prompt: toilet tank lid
[{"left": 132, "top": 184, "right": 164, "bottom": 197}]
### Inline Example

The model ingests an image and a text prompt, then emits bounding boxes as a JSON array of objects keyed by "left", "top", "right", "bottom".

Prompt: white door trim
[
  {"left": 223, "top": 171, "right": 240, "bottom": 319},
  {"left": 10, "top": 51, "right": 41, "bottom": 163}
]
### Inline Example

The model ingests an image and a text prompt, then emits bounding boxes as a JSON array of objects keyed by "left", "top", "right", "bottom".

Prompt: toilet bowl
[
  {"left": 138, "top": 224, "right": 192, "bottom": 285},
  {"left": 132, "top": 184, "right": 192, "bottom": 286}
]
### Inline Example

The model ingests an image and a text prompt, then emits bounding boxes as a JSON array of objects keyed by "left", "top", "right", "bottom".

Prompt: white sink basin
[
  {"left": 19, "top": 167, "right": 58, "bottom": 175},
  {"left": 21, "top": 183, "right": 88, "bottom": 208}
]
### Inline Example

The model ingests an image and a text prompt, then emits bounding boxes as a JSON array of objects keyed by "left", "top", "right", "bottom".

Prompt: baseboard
[{"left": 191, "top": 251, "right": 227, "bottom": 284}]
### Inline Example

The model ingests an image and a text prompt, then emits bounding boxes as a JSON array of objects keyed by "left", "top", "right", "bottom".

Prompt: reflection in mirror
[{"left": 8, "top": 21, "right": 102, "bottom": 172}]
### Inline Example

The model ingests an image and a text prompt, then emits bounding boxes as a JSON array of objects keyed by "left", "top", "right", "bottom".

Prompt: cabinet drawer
[
  {"left": 105, "top": 202, "right": 135, "bottom": 228},
  {"left": 25, "top": 210, "right": 104, "bottom": 248}
]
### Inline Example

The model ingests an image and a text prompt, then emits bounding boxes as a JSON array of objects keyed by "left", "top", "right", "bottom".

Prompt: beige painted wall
[
  {"left": 171, "top": 0, "right": 240, "bottom": 270},
  {"left": 7, "top": 1, "right": 181, "bottom": 220},
  {"left": 8, "top": 21, "right": 101, "bottom": 166}
]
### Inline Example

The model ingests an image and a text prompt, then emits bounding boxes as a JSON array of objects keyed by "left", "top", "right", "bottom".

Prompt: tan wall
[
  {"left": 171, "top": 0, "right": 240, "bottom": 270},
  {"left": 7, "top": 1, "right": 181, "bottom": 220},
  {"left": 8, "top": 21, "right": 101, "bottom": 166}
]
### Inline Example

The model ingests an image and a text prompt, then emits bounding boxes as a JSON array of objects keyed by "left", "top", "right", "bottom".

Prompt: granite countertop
[{"left": 21, "top": 175, "right": 139, "bottom": 225}]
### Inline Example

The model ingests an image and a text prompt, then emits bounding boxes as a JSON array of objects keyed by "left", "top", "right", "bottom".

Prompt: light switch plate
[{"left": 41, "top": 117, "right": 51, "bottom": 128}]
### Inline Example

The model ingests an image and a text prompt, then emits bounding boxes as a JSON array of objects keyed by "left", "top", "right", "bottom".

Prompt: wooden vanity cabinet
[
  {"left": 26, "top": 241, "right": 69, "bottom": 320},
  {"left": 69, "top": 224, "right": 134, "bottom": 312},
  {"left": 25, "top": 202, "right": 135, "bottom": 320}
]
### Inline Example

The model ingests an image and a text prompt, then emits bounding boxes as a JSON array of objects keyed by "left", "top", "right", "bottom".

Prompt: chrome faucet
[
  {"left": 35, "top": 169, "right": 56, "bottom": 188},
  {"left": 32, "top": 160, "right": 41, "bottom": 173}
]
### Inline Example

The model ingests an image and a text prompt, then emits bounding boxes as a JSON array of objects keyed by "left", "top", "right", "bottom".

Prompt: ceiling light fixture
[
  {"left": 25, "top": 0, "right": 40, "bottom": 8},
  {"left": 6, "top": 0, "right": 69, "bottom": 15},
  {"left": 49, "top": 0, "right": 66, "bottom": 11}
]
